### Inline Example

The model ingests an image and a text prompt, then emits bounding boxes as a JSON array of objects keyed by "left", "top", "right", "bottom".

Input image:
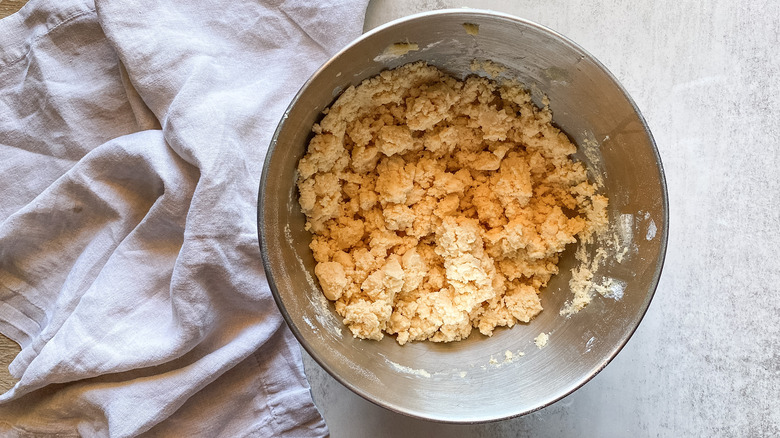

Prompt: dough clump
[{"left": 297, "top": 62, "right": 607, "bottom": 345}]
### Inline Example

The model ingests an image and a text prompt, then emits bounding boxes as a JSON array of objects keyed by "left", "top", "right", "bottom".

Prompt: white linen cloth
[{"left": 0, "top": 0, "right": 369, "bottom": 435}]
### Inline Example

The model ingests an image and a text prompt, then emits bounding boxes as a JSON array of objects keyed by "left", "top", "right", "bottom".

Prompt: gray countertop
[{"left": 303, "top": 1, "right": 780, "bottom": 436}]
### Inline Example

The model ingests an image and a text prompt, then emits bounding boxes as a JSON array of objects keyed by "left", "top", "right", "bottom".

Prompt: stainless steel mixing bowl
[{"left": 258, "top": 9, "right": 667, "bottom": 423}]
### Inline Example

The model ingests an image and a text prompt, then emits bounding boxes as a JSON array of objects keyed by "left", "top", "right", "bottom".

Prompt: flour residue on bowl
[
  {"left": 646, "top": 218, "right": 657, "bottom": 240},
  {"left": 599, "top": 213, "right": 635, "bottom": 264},
  {"left": 615, "top": 213, "right": 634, "bottom": 262},
  {"left": 284, "top": 223, "right": 318, "bottom": 291},
  {"left": 302, "top": 316, "right": 317, "bottom": 331},
  {"left": 374, "top": 42, "right": 419, "bottom": 62},
  {"left": 561, "top": 223, "right": 632, "bottom": 315},
  {"left": 593, "top": 277, "right": 626, "bottom": 300},
  {"left": 559, "top": 168, "right": 638, "bottom": 315},
  {"left": 557, "top": 131, "right": 614, "bottom": 316},
  {"left": 312, "top": 285, "right": 343, "bottom": 337},
  {"left": 580, "top": 134, "right": 606, "bottom": 189},
  {"left": 284, "top": 223, "right": 343, "bottom": 338},
  {"left": 560, "top": 244, "right": 608, "bottom": 316},
  {"left": 386, "top": 359, "right": 431, "bottom": 378},
  {"left": 640, "top": 211, "right": 658, "bottom": 240}
]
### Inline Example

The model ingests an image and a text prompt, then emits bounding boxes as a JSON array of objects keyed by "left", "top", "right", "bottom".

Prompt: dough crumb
[
  {"left": 297, "top": 62, "right": 608, "bottom": 345},
  {"left": 470, "top": 59, "right": 507, "bottom": 78},
  {"left": 535, "top": 332, "right": 549, "bottom": 349}
]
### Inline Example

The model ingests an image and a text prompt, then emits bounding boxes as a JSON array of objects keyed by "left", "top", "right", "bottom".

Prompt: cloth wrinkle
[
  {"left": 0, "top": 7, "right": 96, "bottom": 69},
  {"left": 277, "top": 8, "right": 330, "bottom": 56},
  {"left": 117, "top": 62, "right": 160, "bottom": 131},
  {"left": 0, "top": 0, "right": 369, "bottom": 435}
]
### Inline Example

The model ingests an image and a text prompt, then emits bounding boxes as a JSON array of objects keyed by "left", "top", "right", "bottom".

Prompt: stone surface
[{"left": 302, "top": 1, "right": 780, "bottom": 437}]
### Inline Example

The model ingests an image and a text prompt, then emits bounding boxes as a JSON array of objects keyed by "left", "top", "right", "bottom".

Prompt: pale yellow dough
[
  {"left": 297, "top": 62, "right": 607, "bottom": 345},
  {"left": 535, "top": 332, "right": 550, "bottom": 349}
]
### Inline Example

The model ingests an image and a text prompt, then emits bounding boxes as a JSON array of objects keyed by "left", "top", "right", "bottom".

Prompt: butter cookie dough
[{"left": 297, "top": 62, "right": 607, "bottom": 345}]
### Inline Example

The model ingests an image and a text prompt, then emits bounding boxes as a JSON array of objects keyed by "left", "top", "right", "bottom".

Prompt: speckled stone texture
[{"left": 304, "top": 1, "right": 780, "bottom": 436}]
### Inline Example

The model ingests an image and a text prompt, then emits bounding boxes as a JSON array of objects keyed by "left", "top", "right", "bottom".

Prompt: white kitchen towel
[{"left": 0, "top": 0, "right": 369, "bottom": 435}]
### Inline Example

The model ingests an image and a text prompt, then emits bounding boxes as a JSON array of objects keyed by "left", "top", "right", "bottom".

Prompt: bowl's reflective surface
[{"left": 258, "top": 10, "right": 667, "bottom": 423}]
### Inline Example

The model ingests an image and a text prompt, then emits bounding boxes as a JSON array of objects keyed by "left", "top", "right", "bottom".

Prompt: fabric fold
[{"left": 0, "top": 0, "right": 370, "bottom": 435}]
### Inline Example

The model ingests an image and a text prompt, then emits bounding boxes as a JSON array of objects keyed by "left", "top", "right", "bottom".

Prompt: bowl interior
[{"left": 259, "top": 10, "right": 667, "bottom": 423}]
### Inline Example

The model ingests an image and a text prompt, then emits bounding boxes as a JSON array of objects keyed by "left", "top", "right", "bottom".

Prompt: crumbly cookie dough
[
  {"left": 535, "top": 332, "right": 550, "bottom": 349},
  {"left": 297, "top": 62, "right": 607, "bottom": 345}
]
